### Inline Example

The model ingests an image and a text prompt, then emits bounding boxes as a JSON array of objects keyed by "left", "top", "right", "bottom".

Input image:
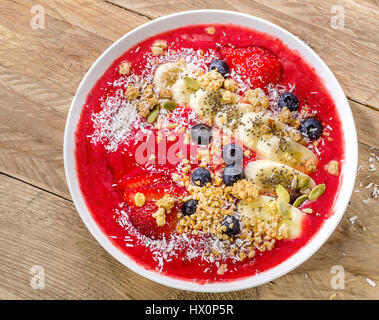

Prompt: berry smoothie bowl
[{"left": 64, "top": 10, "right": 357, "bottom": 292}]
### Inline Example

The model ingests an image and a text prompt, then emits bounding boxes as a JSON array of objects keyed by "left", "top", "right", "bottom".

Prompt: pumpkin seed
[
  {"left": 276, "top": 184, "right": 291, "bottom": 203},
  {"left": 308, "top": 184, "right": 326, "bottom": 201},
  {"left": 147, "top": 106, "right": 159, "bottom": 124},
  {"left": 276, "top": 198, "right": 289, "bottom": 217},
  {"left": 297, "top": 176, "right": 310, "bottom": 190},
  {"left": 183, "top": 76, "right": 200, "bottom": 91},
  {"left": 162, "top": 100, "right": 178, "bottom": 111},
  {"left": 293, "top": 194, "right": 308, "bottom": 208}
]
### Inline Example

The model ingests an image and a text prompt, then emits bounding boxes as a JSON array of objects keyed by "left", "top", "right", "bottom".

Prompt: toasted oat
[
  {"left": 125, "top": 85, "right": 140, "bottom": 101},
  {"left": 244, "top": 88, "right": 269, "bottom": 111},
  {"left": 198, "top": 70, "right": 224, "bottom": 91},
  {"left": 278, "top": 107, "right": 293, "bottom": 124},
  {"left": 159, "top": 88, "right": 173, "bottom": 99},
  {"left": 223, "top": 79, "right": 238, "bottom": 92},
  {"left": 119, "top": 61, "right": 131, "bottom": 75},
  {"left": 305, "top": 158, "right": 317, "bottom": 173},
  {"left": 151, "top": 40, "right": 167, "bottom": 56},
  {"left": 325, "top": 160, "right": 340, "bottom": 176}
]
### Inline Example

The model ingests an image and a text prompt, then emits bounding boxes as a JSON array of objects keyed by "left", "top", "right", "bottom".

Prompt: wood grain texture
[
  {"left": 109, "top": 0, "right": 379, "bottom": 110},
  {"left": 0, "top": 0, "right": 378, "bottom": 299},
  {"left": 0, "top": 142, "right": 378, "bottom": 300}
]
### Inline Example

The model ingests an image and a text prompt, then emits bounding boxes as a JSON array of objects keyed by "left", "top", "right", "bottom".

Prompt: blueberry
[
  {"left": 192, "top": 168, "right": 212, "bottom": 186},
  {"left": 222, "top": 164, "right": 243, "bottom": 186},
  {"left": 181, "top": 199, "right": 198, "bottom": 216},
  {"left": 222, "top": 143, "right": 243, "bottom": 165},
  {"left": 300, "top": 118, "right": 323, "bottom": 140},
  {"left": 190, "top": 123, "right": 212, "bottom": 145},
  {"left": 278, "top": 92, "right": 299, "bottom": 111},
  {"left": 222, "top": 215, "right": 240, "bottom": 236},
  {"left": 208, "top": 59, "right": 230, "bottom": 77}
]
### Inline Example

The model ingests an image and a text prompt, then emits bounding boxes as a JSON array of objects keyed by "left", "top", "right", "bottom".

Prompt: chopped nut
[
  {"left": 119, "top": 61, "right": 131, "bottom": 75},
  {"left": 152, "top": 207, "right": 166, "bottom": 226},
  {"left": 156, "top": 194, "right": 175, "bottom": 213},
  {"left": 134, "top": 192, "right": 146, "bottom": 207},
  {"left": 230, "top": 179, "right": 260, "bottom": 201},
  {"left": 125, "top": 85, "right": 140, "bottom": 101},
  {"left": 325, "top": 160, "right": 340, "bottom": 176}
]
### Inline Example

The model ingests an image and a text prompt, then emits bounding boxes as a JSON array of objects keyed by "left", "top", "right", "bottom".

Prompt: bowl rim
[{"left": 64, "top": 9, "right": 358, "bottom": 292}]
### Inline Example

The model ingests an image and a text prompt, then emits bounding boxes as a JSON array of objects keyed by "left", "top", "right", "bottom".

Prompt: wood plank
[
  {"left": 0, "top": 62, "right": 378, "bottom": 200},
  {"left": 0, "top": 0, "right": 147, "bottom": 95},
  {"left": 0, "top": 141, "right": 378, "bottom": 299},
  {"left": 108, "top": 0, "right": 379, "bottom": 110}
]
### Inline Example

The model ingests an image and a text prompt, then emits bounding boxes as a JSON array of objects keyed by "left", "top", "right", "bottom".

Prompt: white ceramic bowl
[{"left": 64, "top": 10, "right": 358, "bottom": 292}]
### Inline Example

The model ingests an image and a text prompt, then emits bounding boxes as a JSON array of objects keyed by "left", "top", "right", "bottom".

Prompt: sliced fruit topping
[
  {"left": 275, "top": 184, "right": 291, "bottom": 203},
  {"left": 192, "top": 168, "right": 212, "bottom": 186},
  {"left": 244, "top": 159, "right": 316, "bottom": 193},
  {"left": 181, "top": 199, "right": 198, "bottom": 216},
  {"left": 237, "top": 195, "right": 306, "bottom": 239},
  {"left": 128, "top": 204, "right": 178, "bottom": 239},
  {"left": 222, "top": 143, "right": 243, "bottom": 165},
  {"left": 256, "top": 135, "right": 318, "bottom": 172},
  {"left": 300, "top": 118, "right": 323, "bottom": 140},
  {"left": 172, "top": 78, "right": 194, "bottom": 106},
  {"left": 183, "top": 76, "right": 200, "bottom": 91},
  {"left": 278, "top": 92, "right": 299, "bottom": 111},
  {"left": 308, "top": 184, "right": 326, "bottom": 200},
  {"left": 117, "top": 172, "right": 168, "bottom": 191},
  {"left": 208, "top": 59, "right": 230, "bottom": 77},
  {"left": 190, "top": 88, "right": 221, "bottom": 118},
  {"left": 190, "top": 123, "right": 212, "bottom": 145},
  {"left": 221, "top": 215, "right": 240, "bottom": 236},
  {"left": 221, "top": 46, "right": 281, "bottom": 88},
  {"left": 124, "top": 183, "right": 183, "bottom": 208},
  {"left": 222, "top": 164, "right": 243, "bottom": 186}
]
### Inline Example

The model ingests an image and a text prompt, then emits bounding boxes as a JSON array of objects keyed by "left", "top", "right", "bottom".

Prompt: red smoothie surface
[{"left": 75, "top": 24, "right": 344, "bottom": 283}]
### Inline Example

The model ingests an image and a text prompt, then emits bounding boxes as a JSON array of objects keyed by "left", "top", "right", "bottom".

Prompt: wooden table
[{"left": 0, "top": 0, "right": 378, "bottom": 300}]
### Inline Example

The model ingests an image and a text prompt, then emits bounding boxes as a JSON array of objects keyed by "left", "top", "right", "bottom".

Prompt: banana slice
[
  {"left": 237, "top": 112, "right": 267, "bottom": 150},
  {"left": 153, "top": 61, "right": 186, "bottom": 89},
  {"left": 189, "top": 88, "right": 221, "bottom": 118},
  {"left": 244, "top": 159, "right": 316, "bottom": 193},
  {"left": 256, "top": 135, "right": 318, "bottom": 171},
  {"left": 237, "top": 195, "right": 306, "bottom": 239},
  {"left": 172, "top": 78, "right": 194, "bottom": 106}
]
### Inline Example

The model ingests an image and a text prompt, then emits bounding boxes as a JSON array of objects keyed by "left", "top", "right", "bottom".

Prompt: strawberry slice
[
  {"left": 117, "top": 172, "right": 168, "bottom": 193},
  {"left": 128, "top": 203, "right": 178, "bottom": 239},
  {"left": 124, "top": 183, "right": 185, "bottom": 208},
  {"left": 125, "top": 183, "right": 186, "bottom": 239},
  {"left": 221, "top": 46, "right": 281, "bottom": 89}
]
